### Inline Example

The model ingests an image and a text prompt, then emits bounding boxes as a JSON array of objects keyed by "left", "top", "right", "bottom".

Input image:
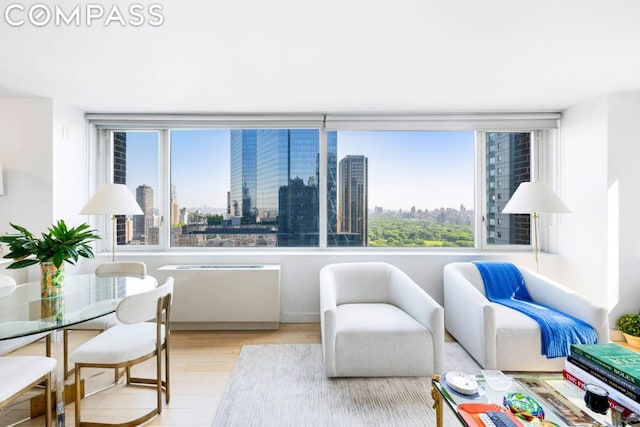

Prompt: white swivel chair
[
  {"left": 0, "top": 276, "right": 51, "bottom": 357},
  {"left": 0, "top": 356, "right": 57, "bottom": 426},
  {"left": 443, "top": 262, "right": 609, "bottom": 371},
  {"left": 70, "top": 277, "right": 173, "bottom": 427},
  {"left": 63, "top": 261, "right": 147, "bottom": 378},
  {"left": 320, "top": 262, "right": 445, "bottom": 377}
]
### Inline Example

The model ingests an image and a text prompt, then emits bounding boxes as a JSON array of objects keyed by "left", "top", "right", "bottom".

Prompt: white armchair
[
  {"left": 320, "top": 262, "right": 444, "bottom": 377},
  {"left": 443, "top": 262, "right": 609, "bottom": 372}
]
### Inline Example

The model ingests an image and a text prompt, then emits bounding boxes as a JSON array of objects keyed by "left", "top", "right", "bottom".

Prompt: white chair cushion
[
  {"left": 70, "top": 322, "right": 165, "bottom": 365},
  {"left": 65, "top": 299, "right": 120, "bottom": 330},
  {"left": 66, "top": 313, "right": 119, "bottom": 330},
  {"left": 0, "top": 356, "right": 56, "bottom": 403},
  {"left": 334, "top": 303, "right": 433, "bottom": 377},
  {"left": 0, "top": 322, "right": 52, "bottom": 356},
  {"left": 95, "top": 262, "right": 146, "bottom": 278}
]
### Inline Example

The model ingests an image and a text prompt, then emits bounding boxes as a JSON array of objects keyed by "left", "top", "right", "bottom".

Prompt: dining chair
[
  {"left": 62, "top": 261, "right": 147, "bottom": 378},
  {"left": 70, "top": 277, "right": 173, "bottom": 427},
  {"left": 95, "top": 261, "right": 147, "bottom": 279},
  {"left": 0, "top": 276, "right": 52, "bottom": 357},
  {"left": 0, "top": 356, "right": 57, "bottom": 426}
]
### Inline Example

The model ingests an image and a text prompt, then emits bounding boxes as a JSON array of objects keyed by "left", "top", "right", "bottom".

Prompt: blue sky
[{"left": 125, "top": 130, "right": 475, "bottom": 211}]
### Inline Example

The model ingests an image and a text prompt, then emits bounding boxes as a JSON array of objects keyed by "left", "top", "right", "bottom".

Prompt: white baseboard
[{"left": 280, "top": 313, "right": 320, "bottom": 323}]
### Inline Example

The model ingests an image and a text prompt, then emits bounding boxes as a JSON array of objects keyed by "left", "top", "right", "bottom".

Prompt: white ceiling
[{"left": 1, "top": 0, "right": 639, "bottom": 114}]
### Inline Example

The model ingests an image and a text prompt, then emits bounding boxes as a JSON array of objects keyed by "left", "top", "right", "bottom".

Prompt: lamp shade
[
  {"left": 80, "top": 183, "right": 143, "bottom": 215},
  {"left": 501, "top": 181, "right": 570, "bottom": 214}
]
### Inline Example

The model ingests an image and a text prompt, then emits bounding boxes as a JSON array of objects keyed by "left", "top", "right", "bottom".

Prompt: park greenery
[
  {"left": 171, "top": 212, "right": 474, "bottom": 248},
  {"left": 368, "top": 216, "right": 473, "bottom": 247}
]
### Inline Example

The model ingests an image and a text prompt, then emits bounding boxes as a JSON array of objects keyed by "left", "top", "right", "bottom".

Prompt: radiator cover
[{"left": 158, "top": 264, "right": 281, "bottom": 330}]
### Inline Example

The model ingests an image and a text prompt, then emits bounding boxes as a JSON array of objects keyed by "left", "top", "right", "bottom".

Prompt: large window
[
  {"left": 116, "top": 128, "right": 325, "bottom": 248},
  {"left": 92, "top": 114, "right": 557, "bottom": 251},
  {"left": 327, "top": 131, "right": 475, "bottom": 247}
]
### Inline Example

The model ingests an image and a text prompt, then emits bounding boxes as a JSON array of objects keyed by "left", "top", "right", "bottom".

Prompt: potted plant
[
  {"left": 616, "top": 313, "right": 640, "bottom": 348},
  {"left": 0, "top": 220, "right": 101, "bottom": 298}
]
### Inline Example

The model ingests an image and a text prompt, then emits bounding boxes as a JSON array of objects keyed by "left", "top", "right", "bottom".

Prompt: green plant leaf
[{"left": 0, "top": 220, "right": 100, "bottom": 269}]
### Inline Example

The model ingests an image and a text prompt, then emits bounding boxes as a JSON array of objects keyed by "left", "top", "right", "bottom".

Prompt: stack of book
[{"left": 564, "top": 343, "right": 640, "bottom": 417}]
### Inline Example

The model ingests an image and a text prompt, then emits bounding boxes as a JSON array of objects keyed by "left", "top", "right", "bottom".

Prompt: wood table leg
[{"left": 432, "top": 374, "right": 443, "bottom": 427}]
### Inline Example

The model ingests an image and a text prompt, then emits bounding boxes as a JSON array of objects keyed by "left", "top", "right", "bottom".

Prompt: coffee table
[{"left": 431, "top": 373, "right": 622, "bottom": 427}]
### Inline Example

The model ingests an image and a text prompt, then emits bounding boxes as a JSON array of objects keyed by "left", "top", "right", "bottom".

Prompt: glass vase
[{"left": 40, "top": 261, "right": 64, "bottom": 298}]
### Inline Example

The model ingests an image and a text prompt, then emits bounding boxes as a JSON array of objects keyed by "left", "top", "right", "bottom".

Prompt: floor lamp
[
  {"left": 80, "top": 184, "right": 143, "bottom": 262},
  {"left": 501, "top": 181, "right": 570, "bottom": 272}
]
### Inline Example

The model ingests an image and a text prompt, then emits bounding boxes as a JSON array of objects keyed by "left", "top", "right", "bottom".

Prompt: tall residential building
[
  {"left": 229, "top": 129, "right": 337, "bottom": 246},
  {"left": 338, "top": 155, "right": 368, "bottom": 246},
  {"left": 485, "top": 132, "right": 531, "bottom": 244},
  {"left": 113, "top": 132, "right": 128, "bottom": 245},
  {"left": 134, "top": 184, "right": 154, "bottom": 242}
]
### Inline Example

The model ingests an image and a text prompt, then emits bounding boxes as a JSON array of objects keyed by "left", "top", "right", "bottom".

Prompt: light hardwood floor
[{"left": 4, "top": 324, "right": 322, "bottom": 427}]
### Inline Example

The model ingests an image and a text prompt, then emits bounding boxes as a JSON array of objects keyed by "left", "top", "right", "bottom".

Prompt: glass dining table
[{"left": 0, "top": 273, "right": 158, "bottom": 427}]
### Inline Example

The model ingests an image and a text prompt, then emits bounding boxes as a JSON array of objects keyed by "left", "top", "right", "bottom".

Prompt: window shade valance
[
  {"left": 87, "top": 114, "right": 326, "bottom": 129},
  {"left": 87, "top": 112, "right": 561, "bottom": 131},
  {"left": 324, "top": 113, "right": 561, "bottom": 131}
]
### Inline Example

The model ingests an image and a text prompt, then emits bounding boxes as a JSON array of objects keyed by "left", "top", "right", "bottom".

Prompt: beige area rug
[{"left": 212, "top": 343, "right": 481, "bottom": 427}]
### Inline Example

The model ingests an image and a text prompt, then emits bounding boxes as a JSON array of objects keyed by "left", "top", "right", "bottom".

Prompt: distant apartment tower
[
  {"left": 134, "top": 184, "right": 154, "bottom": 242},
  {"left": 485, "top": 132, "right": 531, "bottom": 244},
  {"left": 179, "top": 207, "right": 188, "bottom": 224},
  {"left": 170, "top": 184, "right": 180, "bottom": 225},
  {"left": 338, "top": 155, "right": 368, "bottom": 246}
]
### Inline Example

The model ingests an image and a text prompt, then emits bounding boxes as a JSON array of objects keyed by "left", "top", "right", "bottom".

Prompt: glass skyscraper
[
  {"left": 230, "top": 130, "right": 257, "bottom": 220},
  {"left": 229, "top": 129, "right": 338, "bottom": 246}
]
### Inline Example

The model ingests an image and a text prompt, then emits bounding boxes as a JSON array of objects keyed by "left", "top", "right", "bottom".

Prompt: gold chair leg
[
  {"left": 75, "top": 365, "right": 82, "bottom": 426},
  {"left": 45, "top": 334, "right": 51, "bottom": 358},
  {"left": 63, "top": 329, "right": 71, "bottom": 378},
  {"left": 156, "top": 352, "right": 162, "bottom": 414},
  {"left": 165, "top": 345, "right": 170, "bottom": 404},
  {"left": 45, "top": 372, "right": 52, "bottom": 427}
]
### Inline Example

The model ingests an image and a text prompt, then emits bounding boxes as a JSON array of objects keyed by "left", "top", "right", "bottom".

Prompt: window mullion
[
  {"left": 319, "top": 126, "right": 328, "bottom": 248},
  {"left": 476, "top": 131, "right": 487, "bottom": 250},
  {"left": 161, "top": 129, "right": 171, "bottom": 250}
]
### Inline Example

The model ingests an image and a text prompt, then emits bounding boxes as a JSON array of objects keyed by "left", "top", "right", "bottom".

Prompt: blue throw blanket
[{"left": 472, "top": 261, "right": 598, "bottom": 358}]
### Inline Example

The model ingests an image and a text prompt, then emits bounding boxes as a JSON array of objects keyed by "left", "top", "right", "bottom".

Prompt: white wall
[
  {"left": 558, "top": 97, "right": 608, "bottom": 303},
  {"left": 607, "top": 93, "right": 640, "bottom": 319},
  {"left": 0, "top": 98, "right": 53, "bottom": 282},
  {"left": 558, "top": 92, "right": 640, "bottom": 325},
  {"left": 0, "top": 98, "right": 88, "bottom": 282},
  {"left": 52, "top": 100, "right": 88, "bottom": 224},
  {"left": 0, "top": 98, "right": 53, "bottom": 234}
]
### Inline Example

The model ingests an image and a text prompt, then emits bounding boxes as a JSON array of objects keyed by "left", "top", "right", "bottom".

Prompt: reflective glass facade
[{"left": 229, "top": 129, "right": 338, "bottom": 247}]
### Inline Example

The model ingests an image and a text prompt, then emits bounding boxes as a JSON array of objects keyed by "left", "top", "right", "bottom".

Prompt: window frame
[{"left": 87, "top": 113, "right": 560, "bottom": 253}]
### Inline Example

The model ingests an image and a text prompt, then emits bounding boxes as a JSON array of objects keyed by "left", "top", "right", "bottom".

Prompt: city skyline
[{"left": 124, "top": 129, "right": 475, "bottom": 212}]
